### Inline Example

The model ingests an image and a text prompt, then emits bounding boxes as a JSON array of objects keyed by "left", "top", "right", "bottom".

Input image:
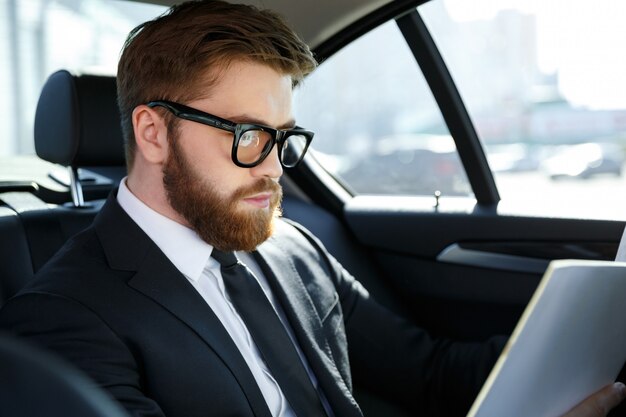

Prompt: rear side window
[
  {"left": 294, "top": 20, "right": 471, "bottom": 197},
  {"left": 421, "top": 0, "right": 626, "bottom": 219}
]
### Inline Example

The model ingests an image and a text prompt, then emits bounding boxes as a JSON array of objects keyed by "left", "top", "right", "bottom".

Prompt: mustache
[{"left": 232, "top": 178, "right": 282, "bottom": 200}]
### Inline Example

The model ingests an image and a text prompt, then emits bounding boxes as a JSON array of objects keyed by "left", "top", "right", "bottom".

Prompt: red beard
[{"left": 163, "top": 136, "right": 282, "bottom": 252}]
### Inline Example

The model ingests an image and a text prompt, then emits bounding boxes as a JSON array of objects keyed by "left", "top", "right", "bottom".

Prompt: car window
[
  {"left": 294, "top": 20, "right": 472, "bottom": 197},
  {"left": 420, "top": 0, "right": 626, "bottom": 220},
  {"left": 0, "top": 0, "right": 167, "bottom": 156}
]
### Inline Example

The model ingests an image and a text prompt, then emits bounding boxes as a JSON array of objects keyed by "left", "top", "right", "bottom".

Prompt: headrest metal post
[{"left": 68, "top": 166, "right": 85, "bottom": 207}]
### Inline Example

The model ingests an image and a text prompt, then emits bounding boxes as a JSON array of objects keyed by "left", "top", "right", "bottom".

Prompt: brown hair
[{"left": 117, "top": 0, "right": 317, "bottom": 170}]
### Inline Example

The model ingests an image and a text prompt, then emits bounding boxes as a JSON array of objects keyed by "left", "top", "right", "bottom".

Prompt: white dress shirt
[{"left": 117, "top": 178, "right": 329, "bottom": 417}]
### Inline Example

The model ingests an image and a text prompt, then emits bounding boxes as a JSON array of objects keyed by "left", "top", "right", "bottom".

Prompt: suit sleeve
[
  {"left": 286, "top": 220, "right": 506, "bottom": 417},
  {"left": 0, "top": 292, "right": 167, "bottom": 417},
  {"left": 341, "top": 275, "right": 506, "bottom": 416}
]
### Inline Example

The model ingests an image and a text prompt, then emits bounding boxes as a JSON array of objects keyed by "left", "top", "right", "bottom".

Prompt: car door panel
[{"left": 339, "top": 196, "right": 625, "bottom": 340}]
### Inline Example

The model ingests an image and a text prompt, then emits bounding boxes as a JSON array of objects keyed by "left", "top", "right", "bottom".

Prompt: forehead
[{"left": 195, "top": 60, "right": 294, "bottom": 126}]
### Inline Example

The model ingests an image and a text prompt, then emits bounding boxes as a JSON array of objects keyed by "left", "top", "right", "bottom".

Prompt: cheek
[
  {"left": 186, "top": 148, "right": 248, "bottom": 199},
  {"left": 179, "top": 137, "right": 230, "bottom": 178},
  {"left": 179, "top": 124, "right": 232, "bottom": 165},
  {"left": 175, "top": 128, "right": 252, "bottom": 198}
]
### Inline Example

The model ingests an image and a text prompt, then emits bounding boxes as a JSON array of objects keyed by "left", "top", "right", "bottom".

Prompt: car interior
[{"left": 1, "top": 0, "right": 626, "bottom": 416}]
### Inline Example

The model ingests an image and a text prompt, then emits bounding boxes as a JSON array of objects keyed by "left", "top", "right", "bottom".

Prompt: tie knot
[{"left": 211, "top": 249, "right": 238, "bottom": 268}]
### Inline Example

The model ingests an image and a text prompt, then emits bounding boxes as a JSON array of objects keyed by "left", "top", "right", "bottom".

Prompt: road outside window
[{"left": 294, "top": 20, "right": 472, "bottom": 197}]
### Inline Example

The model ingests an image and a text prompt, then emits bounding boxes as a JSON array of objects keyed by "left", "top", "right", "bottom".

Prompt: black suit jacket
[{"left": 0, "top": 194, "right": 503, "bottom": 417}]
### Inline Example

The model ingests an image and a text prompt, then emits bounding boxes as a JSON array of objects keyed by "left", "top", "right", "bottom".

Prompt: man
[{"left": 0, "top": 1, "right": 624, "bottom": 416}]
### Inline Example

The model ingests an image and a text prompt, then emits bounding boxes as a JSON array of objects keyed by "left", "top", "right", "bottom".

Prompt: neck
[{"left": 126, "top": 167, "right": 189, "bottom": 227}]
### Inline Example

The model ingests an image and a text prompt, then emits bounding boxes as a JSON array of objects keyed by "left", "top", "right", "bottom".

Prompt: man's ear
[{"left": 132, "top": 105, "right": 169, "bottom": 164}]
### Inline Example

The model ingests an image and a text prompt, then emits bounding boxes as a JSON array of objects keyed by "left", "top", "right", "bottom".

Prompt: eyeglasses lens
[
  {"left": 237, "top": 129, "right": 273, "bottom": 165},
  {"left": 281, "top": 134, "right": 308, "bottom": 167}
]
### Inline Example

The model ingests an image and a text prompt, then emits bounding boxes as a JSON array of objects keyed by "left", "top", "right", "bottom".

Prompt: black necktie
[{"left": 211, "top": 249, "right": 328, "bottom": 417}]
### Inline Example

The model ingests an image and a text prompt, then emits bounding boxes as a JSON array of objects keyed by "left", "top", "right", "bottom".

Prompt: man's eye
[{"left": 239, "top": 131, "right": 261, "bottom": 148}]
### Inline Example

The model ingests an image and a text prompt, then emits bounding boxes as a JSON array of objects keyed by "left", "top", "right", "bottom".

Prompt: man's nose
[{"left": 250, "top": 145, "right": 283, "bottom": 179}]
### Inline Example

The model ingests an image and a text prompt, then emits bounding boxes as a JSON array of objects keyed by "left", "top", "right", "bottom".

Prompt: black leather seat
[
  {"left": 0, "top": 70, "right": 122, "bottom": 306},
  {"left": 34, "top": 69, "right": 126, "bottom": 206},
  {"left": 0, "top": 207, "right": 33, "bottom": 303}
]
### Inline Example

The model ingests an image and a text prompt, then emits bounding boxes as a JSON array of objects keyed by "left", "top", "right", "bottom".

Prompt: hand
[{"left": 562, "top": 383, "right": 626, "bottom": 417}]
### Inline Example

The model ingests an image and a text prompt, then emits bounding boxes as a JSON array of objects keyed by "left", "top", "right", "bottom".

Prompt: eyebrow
[{"left": 226, "top": 114, "right": 297, "bottom": 130}]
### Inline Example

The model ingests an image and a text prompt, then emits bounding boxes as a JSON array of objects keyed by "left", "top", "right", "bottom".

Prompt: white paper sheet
[{"left": 467, "top": 259, "right": 626, "bottom": 417}]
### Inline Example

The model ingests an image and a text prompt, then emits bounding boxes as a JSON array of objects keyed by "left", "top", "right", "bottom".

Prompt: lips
[{"left": 242, "top": 193, "right": 272, "bottom": 208}]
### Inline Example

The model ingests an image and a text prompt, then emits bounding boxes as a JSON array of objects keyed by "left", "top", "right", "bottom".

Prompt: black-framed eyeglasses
[{"left": 146, "top": 100, "right": 314, "bottom": 168}]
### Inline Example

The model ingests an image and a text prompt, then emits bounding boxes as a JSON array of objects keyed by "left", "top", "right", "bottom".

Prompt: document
[{"left": 467, "top": 259, "right": 626, "bottom": 417}]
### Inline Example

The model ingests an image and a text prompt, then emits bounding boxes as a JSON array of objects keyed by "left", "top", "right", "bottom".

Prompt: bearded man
[{"left": 1, "top": 1, "right": 624, "bottom": 417}]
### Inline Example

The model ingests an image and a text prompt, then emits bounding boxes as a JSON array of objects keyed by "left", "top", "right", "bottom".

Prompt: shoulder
[
  {"left": 270, "top": 217, "right": 329, "bottom": 255},
  {"left": 14, "top": 224, "right": 129, "bottom": 303},
  {"left": 264, "top": 218, "right": 368, "bottom": 304},
  {"left": 267, "top": 218, "right": 336, "bottom": 271}
]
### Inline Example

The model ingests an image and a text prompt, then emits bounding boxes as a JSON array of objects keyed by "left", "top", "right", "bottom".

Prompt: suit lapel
[
  {"left": 95, "top": 194, "right": 272, "bottom": 417},
  {"left": 254, "top": 242, "right": 363, "bottom": 417}
]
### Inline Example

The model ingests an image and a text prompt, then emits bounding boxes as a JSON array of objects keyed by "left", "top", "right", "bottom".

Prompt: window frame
[{"left": 396, "top": 10, "right": 500, "bottom": 204}]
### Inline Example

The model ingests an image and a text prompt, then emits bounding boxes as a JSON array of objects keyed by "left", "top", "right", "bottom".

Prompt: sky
[{"left": 443, "top": 0, "right": 626, "bottom": 110}]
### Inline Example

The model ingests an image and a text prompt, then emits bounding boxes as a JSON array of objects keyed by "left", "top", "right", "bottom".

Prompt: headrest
[{"left": 35, "top": 70, "right": 125, "bottom": 167}]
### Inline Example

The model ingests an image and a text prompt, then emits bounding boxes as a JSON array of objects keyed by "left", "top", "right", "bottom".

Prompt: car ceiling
[{"left": 130, "top": 0, "right": 395, "bottom": 49}]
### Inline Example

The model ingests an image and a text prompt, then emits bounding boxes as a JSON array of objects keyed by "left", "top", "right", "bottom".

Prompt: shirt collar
[{"left": 116, "top": 177, "right": 214, "bottom": 281}]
